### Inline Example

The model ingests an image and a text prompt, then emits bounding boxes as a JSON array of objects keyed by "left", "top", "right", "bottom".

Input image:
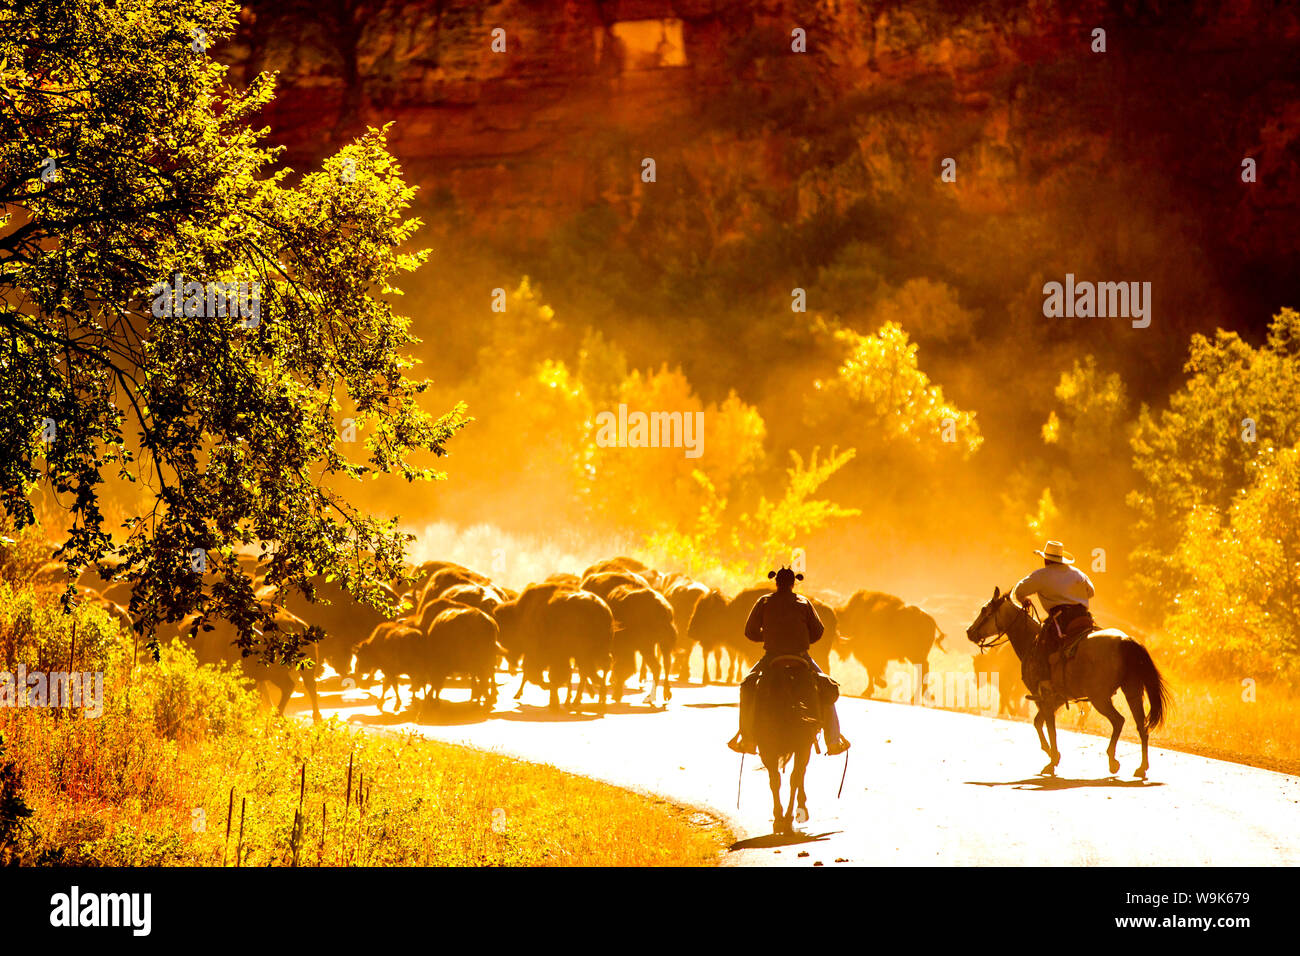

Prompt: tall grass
[{"left": 0, "top": 584, "right": 730, "bottom": 866}]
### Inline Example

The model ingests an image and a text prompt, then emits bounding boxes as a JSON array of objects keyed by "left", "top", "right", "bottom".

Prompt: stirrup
[
  {"left": 826, "top": 737, "right": 850, "bottom": 756},
  {"left": 727, "top": 733, "right": 756, "bottom": 755}
]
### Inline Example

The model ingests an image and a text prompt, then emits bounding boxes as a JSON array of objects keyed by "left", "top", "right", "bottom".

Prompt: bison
[
  {"left": 971, "top": 642, "right": 1028, "bottom": 716},
  {"left": 419, "top": 565, "right": 494, "bottom": 606},
  {"left": 353, "top": 623, "right": 426, "bottom": 713},
  {"left": 686, "top": 588, "right": 742, "bottom": 683},
  {"left": 494, "top": 584, "right": 613, "bottom": 709},
  {"left": 267, "top": 577, "right": 405, "bottom": 684},
  {"left": 493, "top": 583, "right": 565, "bottom": 679},
  {"left": 663, "top": 576, "right": 709, "bottom": 682},
  {"left": 605, "top": 584, "right": 675, "bottom": 706},
  {"left": 837, "top": 590, "right": 944, "bottom": 699},
  {"left": 580, "top": 569, "right": 653, "bottom": 601},
  {"left": 423, "top": 606, "right": 500, "bottom": 708},
  {"left": 540, "top": 589, "right": 615, "bottom": 708},
  {"left": 183, "top": 605, "right": 323, "bottom": 721},
  {"left": 438, "top": 583, "right": 507, "bottom": 615},
  {"left": 581, "top": 556, "right": 663, "bottom": 590}
]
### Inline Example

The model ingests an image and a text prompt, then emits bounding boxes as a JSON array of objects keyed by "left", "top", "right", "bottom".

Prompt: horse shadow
[
  {"left": 965, "top": 775, "right": 1164, "bottom": 791},
  {"left": 598, "top": 700, "right": 671, "bottom": 716},
  {"left": 408, "top": 701, "right": 497, "bottom": 726},
  {"left": 496, "top": 703, "right": 604, "bottom": 723},
  {"left": 342, "top": 707, "right": 420, "bottom": 728},
  {"left": 730, "top": 830, "right": 839, "bottom": 851},
  {"left": 334, "top": 697, "right": 496, "bottom": 727}
]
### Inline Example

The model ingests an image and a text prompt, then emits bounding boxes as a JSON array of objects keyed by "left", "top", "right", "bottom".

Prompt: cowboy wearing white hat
[{"left": 1013, "top": 540, "right": 1096, "bottom": 702}]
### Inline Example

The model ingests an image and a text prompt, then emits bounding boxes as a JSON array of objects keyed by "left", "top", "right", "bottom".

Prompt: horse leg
[
  {"left": 1044, "top": 708, "right": 1061, "bottom": 774},
  {"left": 1122, "top": 681, "right": 1150, "bottom": 779},
  {"left": 1033, "top": 708, "right": 1050, "bottom": 756},
  {"left": 1033, "top": 708, "right": 1060, "bottom": 773},
  {"left": 792, "top": 747, "right": 810, "bottom": 825},
  {"left": 766, "top": 760, "right": 785, "bottom": 834},
  {"left": 1092, "top": 695, "right": 1125, "bottom": 775}
]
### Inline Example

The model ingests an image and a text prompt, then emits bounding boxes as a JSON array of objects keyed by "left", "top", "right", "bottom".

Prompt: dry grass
[
  {"left": 1068, "top": 671, "right": 1300, "bottom": 777},
  {"left": 0, "top": 582, "right": 732, "bottom": 866},
  {"left": 820, "top": 647, "right": 1300, "bottom": 777},
  {"left": 4, "top": 668, "right": 733, "bottom": 866}
]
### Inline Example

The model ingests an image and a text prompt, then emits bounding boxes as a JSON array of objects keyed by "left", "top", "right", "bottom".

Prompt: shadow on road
[
  {"left": 729, "top": 830, "right": 839, "bottom": 851},
  {"left": 497, "top": 704, "right": 604, "bottom": 723},
  {"left": 683, "top": 701, "right": 737, "bottom": 709},
  {"left": 965, "top": 775, "right": 1165, "bottom": 791},
  {"left": 598, "top": 700, "right": 671, "bottom": 716},
  {"left": 409, "top": 702, "right": 496, "bottom": 726}
]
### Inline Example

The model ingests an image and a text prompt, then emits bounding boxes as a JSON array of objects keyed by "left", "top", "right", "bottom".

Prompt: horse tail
[{"left": 1122, "top": 639, "right": 1170, "bottom": 730}]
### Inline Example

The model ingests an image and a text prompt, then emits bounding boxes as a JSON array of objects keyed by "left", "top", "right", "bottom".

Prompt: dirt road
[{"left": 314, "top": 679, "right": 1300, "bottom": 867}]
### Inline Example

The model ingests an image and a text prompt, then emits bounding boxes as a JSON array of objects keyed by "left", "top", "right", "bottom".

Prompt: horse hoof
[
  {"left": 1134, "top": 767, "right": 1148, "bottom": 779},
  {"left": 1108, "top": 757, "right": 1120, "bottom": 774},
  {"left": 1041, "top": 763, "right": 1056, "bottom": 776},
  {"left": 795, "top": 807, "right": 809, "bottom": 824}
]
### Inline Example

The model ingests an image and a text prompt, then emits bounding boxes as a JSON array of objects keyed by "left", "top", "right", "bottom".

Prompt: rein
[{"left": 974, "top": 594, "right": 1037, "bottom": 650}]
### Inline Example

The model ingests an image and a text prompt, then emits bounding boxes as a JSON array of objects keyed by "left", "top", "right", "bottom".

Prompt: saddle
[
  {"left": 1032, "top": 606, "right": 1097, "bottom": 702},
  {"left": 756, "top": 657, "right": 821, "bottom": 735},
  {"left": 1045, "top": 605, "right": 1096, "bottom": 652}
]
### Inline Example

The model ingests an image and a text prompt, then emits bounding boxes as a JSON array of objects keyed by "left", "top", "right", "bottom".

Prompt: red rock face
[
  {"left": 227, "top": 1, "right": 741, "bottom": 236},
  {"left": 223, "top": 0, "right": 1300, "bottom": 309}
]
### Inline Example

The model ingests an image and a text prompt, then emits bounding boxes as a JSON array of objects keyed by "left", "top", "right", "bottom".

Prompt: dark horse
[
  {"left": 965, "top": 587, "right": 1170, "bottom": 778},
  {"left": 753, "top": 655, "right": 822, "bottom": 833}
]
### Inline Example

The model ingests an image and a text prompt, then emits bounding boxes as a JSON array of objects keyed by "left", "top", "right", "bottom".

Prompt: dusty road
[{"left": 313, "top": 678, "right": 1300, "bottom": 867}]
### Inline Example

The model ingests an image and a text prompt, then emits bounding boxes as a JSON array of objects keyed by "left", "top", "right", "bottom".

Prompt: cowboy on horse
[
  {"left": 1013, "top": 539, "right": 1097, "bottom": 702},
  {"left": 727, "top": 567, "right": 851, "bottom": 756}
]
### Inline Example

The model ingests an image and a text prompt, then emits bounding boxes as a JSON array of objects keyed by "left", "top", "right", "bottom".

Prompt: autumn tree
[
  {"left": 0, "top": 0, "right": 467, "bottom": 660},
  {"left": 1128, "top": 308, "right": 1300, "bottom": 624}
]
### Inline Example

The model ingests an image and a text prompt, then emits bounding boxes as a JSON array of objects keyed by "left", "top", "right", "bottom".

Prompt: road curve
[{"left": 314, "top": 680, "right": 1300, "bottom": 867}]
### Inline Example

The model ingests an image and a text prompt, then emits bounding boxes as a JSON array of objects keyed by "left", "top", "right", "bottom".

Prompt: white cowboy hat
[{"left": 1034, "top": 540, "right": 1075, "bottom": 564}]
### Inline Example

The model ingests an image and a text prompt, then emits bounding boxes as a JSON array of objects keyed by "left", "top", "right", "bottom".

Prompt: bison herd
[{"left": 37, "top": 554, "right": 1028, "bottom": 719}]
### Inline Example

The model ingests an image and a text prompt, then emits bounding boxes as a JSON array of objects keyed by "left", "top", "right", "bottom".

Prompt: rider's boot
[
  {"left": 823, "top": 702, "right": 850, "bottom": 756},
  {"left": 1027, "top": 678, "right": 1059, "bottom": 704},
  {"left": 727, "top": 681, "right": 758, "bottom": 754}
]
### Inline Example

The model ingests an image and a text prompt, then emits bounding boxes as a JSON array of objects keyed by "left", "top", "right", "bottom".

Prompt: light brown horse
[
  {"left": 965, "top": 587, "right": 1169, "bottom": 778},
  {"left": 753, "top": 656, "right": 822, "bottom": 833}
]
